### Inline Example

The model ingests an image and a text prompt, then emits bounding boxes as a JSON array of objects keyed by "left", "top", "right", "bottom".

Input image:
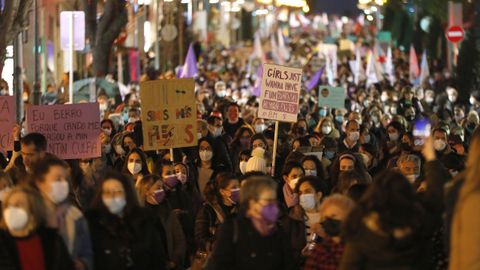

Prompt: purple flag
[
  {"left": 178, "top": 44, "right": 198, "bottom": 78},
  {"left": 306, "top": 67, "right": 324, "bottom": 91},
  {"left": 252, "top": 64, "right": 263, "bottom": 97}
]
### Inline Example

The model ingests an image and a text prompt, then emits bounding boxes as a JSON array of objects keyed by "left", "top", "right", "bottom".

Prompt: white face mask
[
  {"left": 102, "top": 196, "right": 126, "bottom": 215},
  {"left": 406, "top": 174, "right": 419, "bottom": 184},
  {"left": 299, "top": 194, "right": 316, "bottom": 211},
  {"left": 212, "top": 127, "right": 223, "bottom": 137},
  {"left": 102, "top": 128, "right": 112, "bottom": 136},
  {"left": 3, "top": 207, "right": 29, "bottom": 231},
  {"left": 99, "top": 103, "right": 108, "bottom": 112},
  {"left": 197, "top": 132, "right": 203, "bottom": 140},
  {"left": 128, "top": 162, "right": 142, "bottom": 175},
  {"left": 363, "top": 134, "right": 371, "bottom": 143},
  {"left": 255, "top": 124, "right": 266, "bottom": 134},
  {"left": 425, "top": 96, "right": 434, "bottom": 103},
  {"left": 48, "top": 181, "right": 69, "bottom": 204},
  {"left": 199, "top": 150, "right": 213, "bottom": 161},
  {"left": 348, "top": 131, "right": 360, "bottom": 142},
  {"left": 0, "top": 187, "right": 12, "bottom": 202},
  {"left": 448, "top": 95, "right": 457, "bottom": 103},
  {"left": 304, "top": 169, "right": 317, "bottom": 177},
  {"left": 104, "top": 144, "right": 112, "bottom": 154},
  {"left": 176, "top": 173, "right": 188, "bottom": 184},
  {"left": 470, "top": 97, "right": 476, "bottom": 105},
  {"left": 434, "top": 139, "right": 447, "bottom": 151},
  {"left": 389, "top": 132, "right": 399, "bottom": 142},
  {"left": 128, "top": 117, "right": 139, "bottom": 124},
  {"left": 288, "top": 177, "right": 300, "bottom": 190},
  {"left": 239, "top": 161, "right": 248, "bottom": 174},
  {"left": 321, "top": 126, "right": 332, "bottom": 135}
]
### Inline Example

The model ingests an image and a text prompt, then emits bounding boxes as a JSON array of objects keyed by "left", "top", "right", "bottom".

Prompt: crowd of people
[{"left": 1, "top": 28, "right": 480, "bottom": 270}]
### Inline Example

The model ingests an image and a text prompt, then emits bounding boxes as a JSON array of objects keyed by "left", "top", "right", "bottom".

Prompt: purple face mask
[
  {"left": 261, "top": 202, "right": 279, "bottom": 224},
  {"left": 164, "top": 175, "right": 179, "bottom": 188},
  {"left": 230, "top": 188, "right": 240, "bottom": 203},
  {"left": 176, "top": 173, "right": 187, "bottom": 184},
  {"left": 153, "top": 189, "right": 166, "bottom": 204}
]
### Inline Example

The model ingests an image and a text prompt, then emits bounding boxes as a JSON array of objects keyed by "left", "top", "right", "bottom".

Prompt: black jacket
[
  {"left": 0, "top": 226, "right": 74, "bottom": 270},
  {"left": 339, "top": 160, "right": 449, "bottom": 270},
  {"left": 205, "top": 213, "right": 297, "bottom": 270},
  {"left": 85, "top": 207, "right": 167, "bottom": 270}
]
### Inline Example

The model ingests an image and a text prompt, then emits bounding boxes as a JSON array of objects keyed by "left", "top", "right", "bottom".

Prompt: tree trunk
[
  {"left": 92, "top": 0, "right": 128, "bottom": 77},
  {"left": 0, "top": 0, "right": 32, "bottom": 78}
]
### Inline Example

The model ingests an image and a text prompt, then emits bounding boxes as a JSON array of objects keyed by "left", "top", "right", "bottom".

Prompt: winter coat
[
  {"left": 85, "top": 207, "right": 167, "bottom": 270},
  {"left": 146, "top": 203, "right": 187, "bottom": 270},
  {"left": 281, "top": 205, "right": 307, "bottom": 267},
  {"left": 449, "top": 174, "right": 480, "bottom": 270},
  {"left": 205, "top": 213, "right": 297, "bottom": 270},
  {"left": 55, "top": 203, "right": 93, "bottom": 270},
  {"left": 339, "top": 160, "right": 449, "bottom": 270},
  {"left": 194, "top": 201, "right": 236, "bottom": 251},
  {"left": 0, "top": 226, "right": 74, "bottom": 270}
]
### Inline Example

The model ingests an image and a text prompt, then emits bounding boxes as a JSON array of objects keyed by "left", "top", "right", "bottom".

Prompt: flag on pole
[
  {"left": 277, "top": 29, "right": 290, "bottom": 62},
  {"left": 419, "top": 50, "right": 430, "bottom": 85},
  {"left": 306, "top": 66, "right": 325, "bottom": 91},
  {"left": 366, "top": 50, "right": 379, "bottom": 87},
  {"left": 385, "top": 46, "right": 395, "bottom": 83},
  {"left": 252, "top": 32, "right": 265, "bottom": 61},
  {"left": 252, "top": 64, "right": 263, "bottom": 97},
  {"left": 326, "top": 55, "right": 334, "bottom": 86},
  {"left": 270, "top": 35, "right": 281, "bottom": 64},
  {"left": 409, "top": 45, "right": 420, "bottom": 84},
  {"left": 178, "top": 44, "right": 198, "bottom": 78}
]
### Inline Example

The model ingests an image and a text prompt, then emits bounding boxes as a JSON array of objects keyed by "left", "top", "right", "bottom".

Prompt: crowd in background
[{"left": 1, "top": 26, "right": 480, "bottom": 270}]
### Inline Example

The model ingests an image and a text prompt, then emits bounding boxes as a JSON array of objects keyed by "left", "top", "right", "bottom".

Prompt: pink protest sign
[
  {"left": 26, "top": 103, "right": 101, "bottom": 159},
  {"left": 258, "top": 63, "right": 303, "bottom": 123},
  {"left": 0, "top": 96, "right": 16, "bottom": 152}
]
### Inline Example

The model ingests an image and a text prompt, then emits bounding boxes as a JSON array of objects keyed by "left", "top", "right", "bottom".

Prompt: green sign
[{"left": 318, "top": 86, "right": 345, "bottom": 109}]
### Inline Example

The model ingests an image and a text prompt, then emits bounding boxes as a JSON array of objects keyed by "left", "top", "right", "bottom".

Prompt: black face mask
[
  {"left": 400, "top": 142, "right": 412, "bottom": 152},
  {"left": 321, "top": 218, "right": 342, "bottom": 237},
  {"left": 297, "top": 127, "right": 307, "bottom": 135}
]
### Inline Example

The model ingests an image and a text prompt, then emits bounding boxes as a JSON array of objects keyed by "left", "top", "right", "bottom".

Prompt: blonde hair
[
  {"left": 315, "top": 116, "right": 334, "bottom": 134},
  {"left": 0, "top": 186, "right": 46, "bottom": 230},
  {"left": 135, "top": 175, "right": 161, "bottom": 207},
  {"left": 319, "top": 194, "right": 355, "bottom": 218},
  {"left": 464, "top": 128, "right": 480, "bottom": 195}
]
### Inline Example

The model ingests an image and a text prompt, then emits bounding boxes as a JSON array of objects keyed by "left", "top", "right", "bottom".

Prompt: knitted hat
[{"left": 246, "top": 147, "right": 267, "bottom": 173}]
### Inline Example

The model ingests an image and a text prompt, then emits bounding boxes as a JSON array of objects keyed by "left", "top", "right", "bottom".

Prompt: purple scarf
[{"left": 283, "top": 183, "right": 299, "bottom": 208}]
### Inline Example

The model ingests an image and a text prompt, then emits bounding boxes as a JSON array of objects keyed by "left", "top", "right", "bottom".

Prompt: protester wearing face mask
[
  {"left": 196, "top": 138, "right": 225, "bottom": 200},
  {"left": 281, "top": 162, "right": 305, "bottom": 209},
  {"left": 122, "top": 148, "right": 150, "bottom": 182},
  {"left": 237, "top": 150, "right": 251, "bottom": 176},
  {"left": 382, "top": 121, "right": 406, "bottom": 162},
  {"left": 338, "top": 120, "right": 360, "bottom": 153},
  {"left": 86, "top": 172, "right": 167, "bottom": 270},
  {"left": 136, "top": 175, "right": 186, "bottom": 270},
  {"left": 315, "top": 117, "right": 340, "bottom": 140},
  {"left": 359, "top": 143, "right": 380, "bottom": 175},
  {"left": 301, "top": 155, "right": 329, "bottom": 190},
  {"left": 195, "top": 173, "right": 239, "bottom": 254},
  {"left": 305, "top": 194, "right": 355, "bottom": 270},
  {"left": 32, "top": 156, "right": 93, "bottom": 270},
  {"left": 205, "top": 176, "right": 296, "bottom": 270},
  {"left": 122, "top": 133, "right": 137, "bottom": 153},
  {"left": 0, "top": 186, "right": 74, "bottom": 269},
  {"left": 206, "top": 116, "right": 233, "bottom": 172},
  {"left": 331, "top": 153, "right": 372, "bottom": 189},
  {"left": 101, "top": 119, "right": 116, "bottom": 139},
  {"left": 230, "top": 126, "right": 254, "bottom": 173},
  {"left": 397, "top": 154, "right": 422, "bottom": 188},
  {"left": 282, "top": 176, "right": 329, "bottom": 267},
  {"left": 291, "top": 119, "right": 309, "bottom": 138},
  {"left": 252, "top": 117, "right": 267, "bottom": 134}
]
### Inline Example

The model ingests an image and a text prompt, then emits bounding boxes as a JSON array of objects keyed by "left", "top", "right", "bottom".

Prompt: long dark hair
[
  {"left": 90, "top": 170, "right": 140, "bottom": 216},
  {"left": 121, "top": 148, "right": 150, "bottom": 176},
  {"left": 344, "top": 170, "right": 424, "bottom": 238},
  {"left": 204, "top": 172, "right": 236, "bottom": 204},
  {"left": 230, "top": 126, "right": 254, "bottom": 149}
]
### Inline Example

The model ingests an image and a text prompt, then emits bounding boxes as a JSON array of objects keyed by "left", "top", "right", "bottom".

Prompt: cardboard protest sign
[
  {"left": 0, "top": 96, "right": 16, "bottom": 151},
  {"left": 258, "top": 63, "right": 303, "bottom": 123},
  {"left": 26, "top": 103, "right": 101, "bottom": 159},
  {"left": 140, "top": 79, "right": 197, "bottom": 151},
  {"left": 318, "top": 86, "right": 346, "bottom": 109}
]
